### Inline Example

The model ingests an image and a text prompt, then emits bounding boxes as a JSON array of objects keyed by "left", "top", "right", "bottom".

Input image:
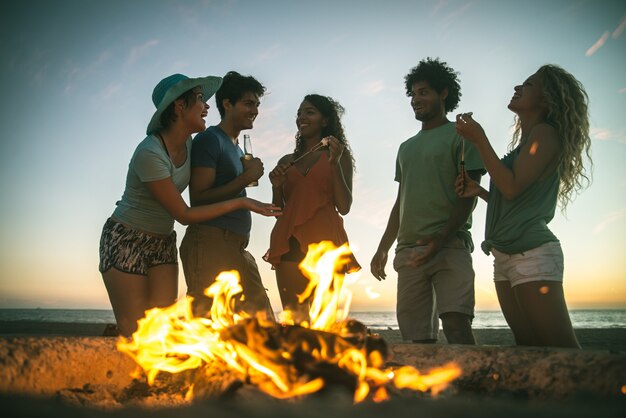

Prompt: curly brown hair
[
  {"left": 511, "top": 64, "right": 593, "bottom": 210},
  {"left": 294, "top": 94, "right": 355, "bottom": 171}
]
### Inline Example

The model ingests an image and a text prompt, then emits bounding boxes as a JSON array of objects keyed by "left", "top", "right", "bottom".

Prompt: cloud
[
  {"left": 32, "top": 64, "right": 48, "bottom": 85},
  {"left": 128, "top": 40, "right": 159, "bottom": 65},
  {"left": 355, "top": 65, "right": 377, "bottom": 76},
  {"left": 100, "top": 83, "right": 122, "bottom": 100},
  {"left": 91, "top": 50, "right": 111, "bottom": 69},
  {"left": 431, "top": 0, "right": 447, "bottom": 18},
  {"left": 170, "top": 60, "right": 192, "bottom": 73},
  {"left": 351, "top": 182, "right": 397, "bottom": 229},
  {"left": 591, "top": 128, "right": 612, "bottom": 141},
  {"left": 591, "top": 127, "right": 626, "bottom": 144},
  {"left": 63, "top": 66, "right": 81, "bottom": 95},
  {"left": 619, "top": 88, "right": 626, "bottom": 94},
  {"left": 613, "top": 14, "right": 626, "bottom": 38},
  {"left": 252, "top": 126, "right": 295, "bottom": 162},
  {"left": 361, "top": 80, "right": 385, "bottom": 96},
  {"left": 365, "top": 286, "right": 381, "bottom": 300},
  {"left": 440, "top": 1, "right": 473, "bottom": 31},
  {"left": 593, "top": 207, "right": 626, "bottom": 235},
  {"left": 586, "top": 31, "right": 610, "bottom": 56},
  {"left": 255, "top": 44, "right": 281, "bottom": 63}
]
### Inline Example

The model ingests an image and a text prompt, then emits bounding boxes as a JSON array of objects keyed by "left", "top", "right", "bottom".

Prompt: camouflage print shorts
[{"left": 99, "top": 218, "right": 178, "bottom": 276}]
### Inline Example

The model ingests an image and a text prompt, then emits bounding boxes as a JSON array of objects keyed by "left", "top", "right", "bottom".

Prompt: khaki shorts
[
  {"left": 393, "top": 239, "right": 475, "bottom": 341},
  {"left": 180, "top": 224, "right": 274, "bottom": 319},
  {"left": 492, "top": 241, "right": 564, "bottom": 287}
]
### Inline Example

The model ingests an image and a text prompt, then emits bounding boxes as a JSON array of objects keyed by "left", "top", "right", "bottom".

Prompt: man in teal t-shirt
[{"left": 371, "top": 58, "right": 484, "bottom": 344}]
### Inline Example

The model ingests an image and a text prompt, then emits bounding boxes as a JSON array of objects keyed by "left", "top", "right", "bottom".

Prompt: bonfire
[{"left": 117, "top": 241, "right": 461, "bottom": 403}]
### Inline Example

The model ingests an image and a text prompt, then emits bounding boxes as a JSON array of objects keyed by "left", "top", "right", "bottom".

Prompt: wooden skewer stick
[
  {"left": 458, "top": 112, "right": 472, "bottom": 193},
  {"left": 460, "top": 138, "right": 466, "bottom": 193},
  {"left": 289, "top": 137, "right": 330, "bottom": 166}
]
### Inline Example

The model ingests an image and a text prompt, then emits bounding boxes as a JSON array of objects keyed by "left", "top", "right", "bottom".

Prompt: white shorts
[{"left": 492, "top": 241, "right": 564, "bottom": 288}]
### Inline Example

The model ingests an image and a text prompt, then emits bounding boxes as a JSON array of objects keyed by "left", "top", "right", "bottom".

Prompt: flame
[{"left": 117, "top": 241, "right": 461, "bottom": 403}]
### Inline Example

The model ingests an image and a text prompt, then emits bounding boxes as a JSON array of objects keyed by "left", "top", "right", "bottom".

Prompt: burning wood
[{"left": 117, "top": 242, "right": 461, "bottom": 403}]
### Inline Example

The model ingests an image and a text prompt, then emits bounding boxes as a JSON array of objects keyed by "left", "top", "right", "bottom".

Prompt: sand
[
  {"left": 1, "top": 320, "right": 625, "bottom": 351},
  {"left": 1, "top": 322, "right": 625, "bottom": 417}
]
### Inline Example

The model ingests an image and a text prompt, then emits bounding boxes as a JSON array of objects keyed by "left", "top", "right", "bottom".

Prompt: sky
[{"left": 0, "top": 0, "right": 624, "bottom": 312}]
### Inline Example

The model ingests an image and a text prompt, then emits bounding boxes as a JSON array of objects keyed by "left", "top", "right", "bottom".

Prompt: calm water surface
[{"left": 0, "top": 309, "right": 624, "bottom": 329}]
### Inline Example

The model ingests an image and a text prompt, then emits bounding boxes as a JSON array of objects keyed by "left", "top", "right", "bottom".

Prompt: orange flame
[{"left": 117, "top": 241, "right": 461, "bottom": 402}]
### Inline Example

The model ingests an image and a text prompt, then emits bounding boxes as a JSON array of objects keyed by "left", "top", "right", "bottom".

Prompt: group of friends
[{"left": 99, "top": 58, "right": 592, "bottom": 350}]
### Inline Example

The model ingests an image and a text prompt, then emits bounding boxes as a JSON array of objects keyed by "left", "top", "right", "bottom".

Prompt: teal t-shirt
[
  {"left": 482, "top": 146, "right": 559, "bottom": 255},
  {"left": 112, "top": 135, "right": 192, "bottom": 235},
  {"left": 394, "top": 121, "right": 484, "bottom": 252}
]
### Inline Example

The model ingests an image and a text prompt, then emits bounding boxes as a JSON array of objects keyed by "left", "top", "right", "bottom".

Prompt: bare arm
[
  {"left": 331, "top": 152, "right": 353, "bottom": 215},
  {"left": 370, "top": 187, "right": 401, "bottom": 281},
  {"left": 269, "top": 155, "right": 293, "bottom": 208},
  {"left": 188, "top": 160, "right": 262, "bottom": 206},
  {"left": 325, "top": 136, "right": 353, "bottom": 215},
  {"left": 145, "top": 177, "right": 280, "bottom": 225},
  {"left": 456, "top": 116, "right": 560, "bottom": 200}
]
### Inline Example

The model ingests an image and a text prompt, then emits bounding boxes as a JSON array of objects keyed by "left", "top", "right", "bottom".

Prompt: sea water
[{"left": 0, "top": 309, "right": 624, "bottom": 329}]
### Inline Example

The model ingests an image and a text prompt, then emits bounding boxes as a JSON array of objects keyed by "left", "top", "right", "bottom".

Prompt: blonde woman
[{"left": 455, "top": 65, "right": 592, "bottom": 348}]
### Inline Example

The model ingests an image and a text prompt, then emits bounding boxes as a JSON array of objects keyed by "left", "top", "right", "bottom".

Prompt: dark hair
[
  {"left": 404, "top": 57, "right": 461, "bottom": 112},
  {"left": 159, "top": 88, "right": 199, "bottom": 131},
  {"left": 294, "top": 94, "right": 355, "bottom": 170},
  {"left": 215, "top": 71, "right": 266, "bottom": 118}
]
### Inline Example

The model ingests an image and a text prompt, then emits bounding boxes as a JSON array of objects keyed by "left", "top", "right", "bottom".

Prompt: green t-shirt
[
  {"left": 395, "top": 122, "right": 484, "bottom": 252},
  {"left": 482, "top": 146, "right": 559, "bottom": 255},
  {"left": 112, "top": 135, "right": 192, "bottom": 235}
]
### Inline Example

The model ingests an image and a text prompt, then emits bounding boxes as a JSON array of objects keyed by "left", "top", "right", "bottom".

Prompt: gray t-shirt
[{"left": 112, "top": 135, "right": 191, "bottom": 235}]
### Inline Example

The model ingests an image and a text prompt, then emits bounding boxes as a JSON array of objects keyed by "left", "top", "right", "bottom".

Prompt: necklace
[{"left": 156, "top": 133, "right": 170, "bottom": 158}]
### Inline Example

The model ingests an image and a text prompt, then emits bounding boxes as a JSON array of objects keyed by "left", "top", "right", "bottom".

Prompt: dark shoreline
[{"left": 1, "top": 320, "right": 625, "bottom": 351}]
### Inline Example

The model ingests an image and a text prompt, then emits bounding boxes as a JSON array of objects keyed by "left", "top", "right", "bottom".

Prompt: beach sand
[
  {"left": 1, "top": 323, "right": 625, "bottom": 417},
  {"left": 1, "top": 320, "right": 625, "bottom": 351}
]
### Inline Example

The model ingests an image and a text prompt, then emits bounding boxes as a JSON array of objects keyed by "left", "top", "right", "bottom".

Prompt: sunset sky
[{"left": 0, "top": 0, "right": 624, "bottom": 312}]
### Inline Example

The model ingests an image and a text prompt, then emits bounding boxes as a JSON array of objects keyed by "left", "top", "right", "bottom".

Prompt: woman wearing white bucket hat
[{"left": 99, "top": 74, "right": 281, "bottom": 336}]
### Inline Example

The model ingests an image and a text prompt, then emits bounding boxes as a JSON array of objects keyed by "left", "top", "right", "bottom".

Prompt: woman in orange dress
[{"left": 265, "top": 94, "right": 360, "bottom": 315}]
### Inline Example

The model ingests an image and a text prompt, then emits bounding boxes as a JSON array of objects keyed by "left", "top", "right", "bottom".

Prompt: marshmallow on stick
[{"left": 290, "top": 137, "right": 330, "bottom": 165}]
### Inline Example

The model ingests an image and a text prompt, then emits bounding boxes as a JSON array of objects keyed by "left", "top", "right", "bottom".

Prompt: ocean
[{"left": 0, "top": 309, "right": 624, "bottom": 330}]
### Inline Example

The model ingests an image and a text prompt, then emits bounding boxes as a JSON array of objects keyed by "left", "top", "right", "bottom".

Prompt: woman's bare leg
[
  {"left": 513, "top": 281, "right": 580, "bottom": 348},
  {"left": 102, "top": 269, "right": 149, "bottom": 337},
  {"left": 147, "top": 263, "right": 178, "bottom": 308},
  {"left": 495, "top": 281, "right": 538, "bottom": 346},
  {"left": 276, "top": 261, "right": 310, "bottom": 321}
]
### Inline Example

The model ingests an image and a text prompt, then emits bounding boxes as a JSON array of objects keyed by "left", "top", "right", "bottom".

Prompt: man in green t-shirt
[{"left": 371, "top": 58, "right": 484, "bottom": 344}]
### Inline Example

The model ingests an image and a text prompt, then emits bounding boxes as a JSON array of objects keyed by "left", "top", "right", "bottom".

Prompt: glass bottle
[{"left": 243, "top": 134, "right": 258, "bottom": 187}]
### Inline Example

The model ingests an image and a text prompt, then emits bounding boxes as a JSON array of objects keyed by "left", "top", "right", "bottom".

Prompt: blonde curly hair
[{"left": 511, "top": 64, "right": 593, "bottom": 210}]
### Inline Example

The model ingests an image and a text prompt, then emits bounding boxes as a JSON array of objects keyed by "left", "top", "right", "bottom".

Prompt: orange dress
[{"left": 264, "top": 154, "right": 360, "bottom": 271}]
